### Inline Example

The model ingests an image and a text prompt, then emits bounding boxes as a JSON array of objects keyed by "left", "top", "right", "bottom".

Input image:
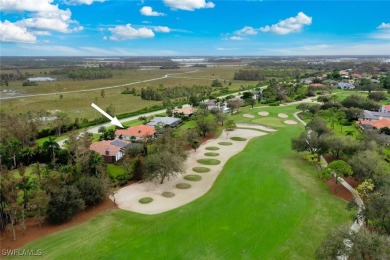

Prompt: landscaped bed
[{"left": 197, "top": 159, "right": 221, "bottom": 165}]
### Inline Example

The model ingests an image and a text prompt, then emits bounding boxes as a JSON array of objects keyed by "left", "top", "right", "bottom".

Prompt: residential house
[
  {"left": 200, "top": 99, "right": 231, "bottom": 113},
  {"left": 361, "top": 110, "right": 390, "bottom": 121},
  {"left": 90, "top": 139, "right": 132, "bottom": 163},
  {"left": 309, "top": 83, "right": 325, "bottom": 89},
  {"left": 173, "top": 106, "right": 197, "bottom": 117},
  {"left": 337, "top": 82, "right": 355, "bottom": 90},
  {"left": 380, "top": 105, "right": 390, "bottom": 113},
  {"left": 115, "top": 125, "right": 156, "bottom": 141},
  {"left": 358, "top": 118, "right": 390, "bottom": 130},
  {"left": 147, "top": 117, "right": 182, "bottom": 128}
]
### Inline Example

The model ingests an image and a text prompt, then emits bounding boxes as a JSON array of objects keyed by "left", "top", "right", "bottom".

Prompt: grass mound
[
  {"left": 230, "top": 137, "right": 247, "bottom": 141},
  {"left": 204, "top": 152, "right": 219, "bottom": 157},
  {"left": 138, "top": 197, "right": 153, "bottom": 204},
  {"left": 197, "top": 159, "right": 221, "bottom": 165},
  {"left": 161, "top": 192, "right": 175, "bottom": 198},
  {"left": 175, "top": 183, "right": 191, "bottom": 189},
  {"left": 184, "top": 175, "right": 202, "bottom": 181},
  {"left": 205, "top": 146, "right": 220, "bottom": 151},
  {"left": 218, "top": 142, "right": 233, "bottom": 146},
  {"left": 192, "top": 167, "right": 211, "bottom": 173}
]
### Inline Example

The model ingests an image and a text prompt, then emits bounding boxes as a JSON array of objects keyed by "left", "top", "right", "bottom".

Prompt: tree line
[{"left": 50, "top": 67, "right": 113, "bottom": 80}]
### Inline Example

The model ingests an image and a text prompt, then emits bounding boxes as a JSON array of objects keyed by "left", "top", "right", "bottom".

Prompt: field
[
  {"left": 15, "top": 106, "right": 351, "bottom": 259},
  {"left": 1, "top": 66, "right": 258, "bottom": 120}
]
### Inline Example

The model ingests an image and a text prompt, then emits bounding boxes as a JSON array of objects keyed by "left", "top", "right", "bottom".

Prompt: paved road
[{"left": 0, "top": 70, "right": 200, "bottom": 100}]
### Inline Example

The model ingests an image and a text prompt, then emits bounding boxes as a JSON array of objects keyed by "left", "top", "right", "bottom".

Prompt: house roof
[
  {"left": 147, "top": 117, "right": 181, "bottom": 127},
  {"left": 309, "top": 83, "right": 325, "bottom": 88},
  {"left": 363, "top": 110, "right": 390, "bottom": 120},
  {"left": 383, "top": 105, "right": 390, "bottom": 111},
  {"left": 173, "top": 106, "right": 197, "bottom": 116},
  {"left": 115, "top": 125, "right": 156, "bottom": 137},
  {"left": 90, "top": 140, "right": 130, "bottom": 156},
  {"left": 358, "top": 118, "right": 390, "bottom": 129}
]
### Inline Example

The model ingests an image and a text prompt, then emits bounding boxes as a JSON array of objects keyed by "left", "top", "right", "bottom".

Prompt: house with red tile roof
[
  {"left": 380, "top": 105, "right": 390, "bottom": 113},
  {"left": 115, "top": 125, "right": 156, "bottom": 141},
  {"left": 358, "top": 118, "right": 390, "bottom": 130},
  {"left": 90, "top": 139, "right": 131, "bottom": 163}
]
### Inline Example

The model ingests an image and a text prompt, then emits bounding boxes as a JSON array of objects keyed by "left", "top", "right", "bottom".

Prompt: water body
[{"left": 27, "top": 77, "right": 56, "bottom": 82}]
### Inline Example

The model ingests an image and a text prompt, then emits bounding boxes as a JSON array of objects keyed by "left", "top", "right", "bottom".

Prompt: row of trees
[
  {"left": 50, "top": 67, "right": 113, "bottom": 80},
  {"left": 261, "top": 79, "right": 309, "bottom": 104},
  {"left": 140, "top": 85, "right": 213, "bottom": 101}
]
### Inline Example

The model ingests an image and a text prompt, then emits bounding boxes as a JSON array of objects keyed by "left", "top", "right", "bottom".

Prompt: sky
[{"left": 0, "top": 0, "right": 390, "bottom": 56}]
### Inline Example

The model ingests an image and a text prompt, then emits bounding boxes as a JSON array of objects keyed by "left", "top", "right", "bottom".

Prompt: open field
[{"left": 15, "top": 106, "right": 351, "bottom": 259}]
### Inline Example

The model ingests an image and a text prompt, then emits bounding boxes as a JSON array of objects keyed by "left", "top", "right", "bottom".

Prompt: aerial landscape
[{"left": 1, "top": 0, "right": 390, "bottom": 259}]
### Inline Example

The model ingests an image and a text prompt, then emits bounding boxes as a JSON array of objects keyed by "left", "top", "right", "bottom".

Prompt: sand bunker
[
  {"left": 284, "top": 120, "right": 298, "bottom": 125},
  {"left": 258, "top": 111, "right": 269, "bottom": 116},
  {"left": 243, "top": 114, "right": 255, "bottom": 118},
  {"left": 278, "top": 113, "right": 289, "bottom": 118}
]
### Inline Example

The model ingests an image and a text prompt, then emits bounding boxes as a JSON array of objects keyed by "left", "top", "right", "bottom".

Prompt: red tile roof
[
  {"left": 115, "top": 125, "right": 156, "bottom": 138},
  {"left": 358, "top": 118, "right": 390, "bottom": 129},
  {"left": 384, "top": 105, "right": 390, "bottom": 111},
  {"left": 90, "top": 140, "right": 122, "bottom": 156},
  {"left": 309, "top": 83, "right": 325, "bottom": 88}
]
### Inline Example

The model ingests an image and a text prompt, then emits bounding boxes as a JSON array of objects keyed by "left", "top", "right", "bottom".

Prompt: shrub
[{"left": 75, "top": 176, "right": 106, "bottom": 206}]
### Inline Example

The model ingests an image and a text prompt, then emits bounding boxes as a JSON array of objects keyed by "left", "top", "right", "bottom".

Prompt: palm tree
[
  {"left": 43, "top": 136, "right": 59, "bottom": 163},
  {"left": 7, "top": 138, "right": 21, "bottom": 167},
  {"left": 21, "top": 146, "right": 35, "bottom": 165}
]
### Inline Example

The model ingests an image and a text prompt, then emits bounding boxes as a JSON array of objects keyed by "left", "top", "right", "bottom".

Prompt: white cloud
[
  {"left": 377, "top": 22, "right": 390, "bottom": 29},
  {"left": 140, "top": 6, "right": 165, "bottom": 16},
  {"left": 229, "top": 36, "right": 244, "bottom": 41},
  {"left": 153, "top": 26, "right": 170, "bottom": 33},
  {"left": 0, "top": 20, "right": 36, "bottom": 43},
  {"left": 108, "top": 24, "right": 155, "bottom": 41},
  {"left": 0, "top": 0, "right": 58, "bottom": 12},
  {"left": 260, "top": 12, "right": 312, "bottom": 35},
  {"left": 163, "top": 0, "right": 215, "bottom": 11},
  {"left": 235, "top": 26, "right": 257, "bottom": 35},
  {"left": 64, "top": 0, "right": 105, "bottom": 5}
]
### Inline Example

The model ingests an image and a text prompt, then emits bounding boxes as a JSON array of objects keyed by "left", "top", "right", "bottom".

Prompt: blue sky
[{"left": 1, "top": 0, "right": 390, "bottom": 56}]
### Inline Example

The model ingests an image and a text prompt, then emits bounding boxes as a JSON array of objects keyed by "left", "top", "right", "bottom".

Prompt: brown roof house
[
  {"left": 90, "top": 139, "right": 131, "bottom": 163},
  {"left": 358, "top": 118, "right": 390, "bottom": 130},
  {"left": 173, "top": 106, "right": 197, "bottom": 117},
  {"left": 115, "top": 125, "right": 156, "bottom": 141}
]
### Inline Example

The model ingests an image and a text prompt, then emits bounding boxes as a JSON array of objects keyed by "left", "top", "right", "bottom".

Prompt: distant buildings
[
  {"left": 173, "top": 106, "right": 197, "bottom": 117},
  {"left": 337, "top": 82, "right": 355, "bottom": 90},
  {"left": 90, "top": 139, "right": 132, "bottom": 163},
  {"left": 115, "top": 125, "right": 156, "bottom": 141},
  {"left": 147, "top": 117, "right": 182, "bottom": 127}
]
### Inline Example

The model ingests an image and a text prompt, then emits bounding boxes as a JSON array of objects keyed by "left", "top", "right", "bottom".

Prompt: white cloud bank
[
  {"left": 235, "top": 26, "right": 257, "bottom": 35},
  {"left": 260, "top": 12, "right": 312, "bottom": 35},
  {"left": 64, "top": 0, "right": 105, "bottom": 5},
  {"left": 377, "top": 22, "right": 390, "bottom": 29},
  {"left": 163, "top": 0, "right": 215, "bottom": 11},
  {"left": 0, "top": 0, "right": 83, "bottom": 43},
  {"left": 140, "top": 6, "right": 165, "bottom": 16},
  {"left": 153, "top": 26, "right": 170, "bottom": 33},
  {"left": 229, "top": 36, "right": 244, "bottom": 41},
  {"left": 0, "top": 20, "right": 36, "bottom": 43},
  {"left": 108, "top": 24, "right": 155, "bottom": 41}
]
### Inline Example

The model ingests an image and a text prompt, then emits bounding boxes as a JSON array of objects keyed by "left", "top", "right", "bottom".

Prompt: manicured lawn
[
  {"left": 18, "top": 106, "right": 351, "bottom": 259},
  {"left": 197, "top": 159, "right": 221, "bottom": 165},
  {"left": 106, "top": 164, "right": 126, "bottom": 179}
]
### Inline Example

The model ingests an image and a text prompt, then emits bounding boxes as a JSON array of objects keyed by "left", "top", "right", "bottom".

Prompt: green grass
[
  {"left": 161, "top": 192, "right": 175, "bottom": 198},
  {"left": 204, "top": 152, "right": 219, "bottom": 157},
  {"left": 106, "top": 164, "right": 126, "bottom": 178},
  {"left": 197, "top": 159, "right": 221, "bottom": 165},
  {"left": 16, "top": 106, "right": 351, "bottom": 259},
  {"left": 184, "top": 175, "right": 202, "bottom": 182},
  {"left": 138, "top": 197, "right": 153, "bottom": 204},
  {"left": 35, "top": 135, "right": 68, "bottom": 146},
  {"left": 230, "top": 137, "right": 247, "bottom": 141},
  {"left": 218, "top": 142, "right": 233, "bottom": 146},
  {"left": 192, "top": 167, "right": 211, "bottom": 173},
  {"left": 205, "top": 146, "right": 219, "bottom": 151},
  {"left": 175, "top": 183, "right": 191, "bottom": 189}
]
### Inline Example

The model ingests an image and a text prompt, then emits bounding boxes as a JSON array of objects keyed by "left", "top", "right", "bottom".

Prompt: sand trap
[
  {"left": 278, "top": 113, "right": 289, "bottom": 118},
  {"left": 258, "top": 111, "right": 269, "bottom": 116},
  {"left": 236, "top": 123, "right": 276, "bottom": 132},
  {"left": 113, "top": 129, "right": 267, "bottom": 214},
  {"left": 284, "top": 120, "right": 298, "bottom": 125},
  {"left": 243, "top": 114, "right": 255, "bottom": 118}
]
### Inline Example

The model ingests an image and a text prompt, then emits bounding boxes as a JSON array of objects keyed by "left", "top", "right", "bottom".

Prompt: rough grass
[
  {"left": 197, "top": 159, "right": 221, "bottom": 165},
  {"left": 138, "top": 197, "right": 153, "bottom": 204},
  {"left": 192, "top": 167, "right": 211, "bottom": 173},
  {"left": 205, "top": 146, "right": 220, "bottom": 151},
  {"left": 230, "top": 137, "right": 247, "bottom": 141},
  {"left": 161, "top": 192, "right": 175, "bottom": 198},
  {"left": 184, "top": 175, "right": 202, "bottom": 182},
  {"left": 175, "top": 183, "right": 191, "bottom": 189},
  {"left": 204, "top": 152, "right": 219, "bottom": 157}
]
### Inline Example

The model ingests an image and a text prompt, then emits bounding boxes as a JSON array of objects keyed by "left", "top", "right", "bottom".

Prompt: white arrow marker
[{"left": 91, "top": 103, "right": 124, "bottom": 128}]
